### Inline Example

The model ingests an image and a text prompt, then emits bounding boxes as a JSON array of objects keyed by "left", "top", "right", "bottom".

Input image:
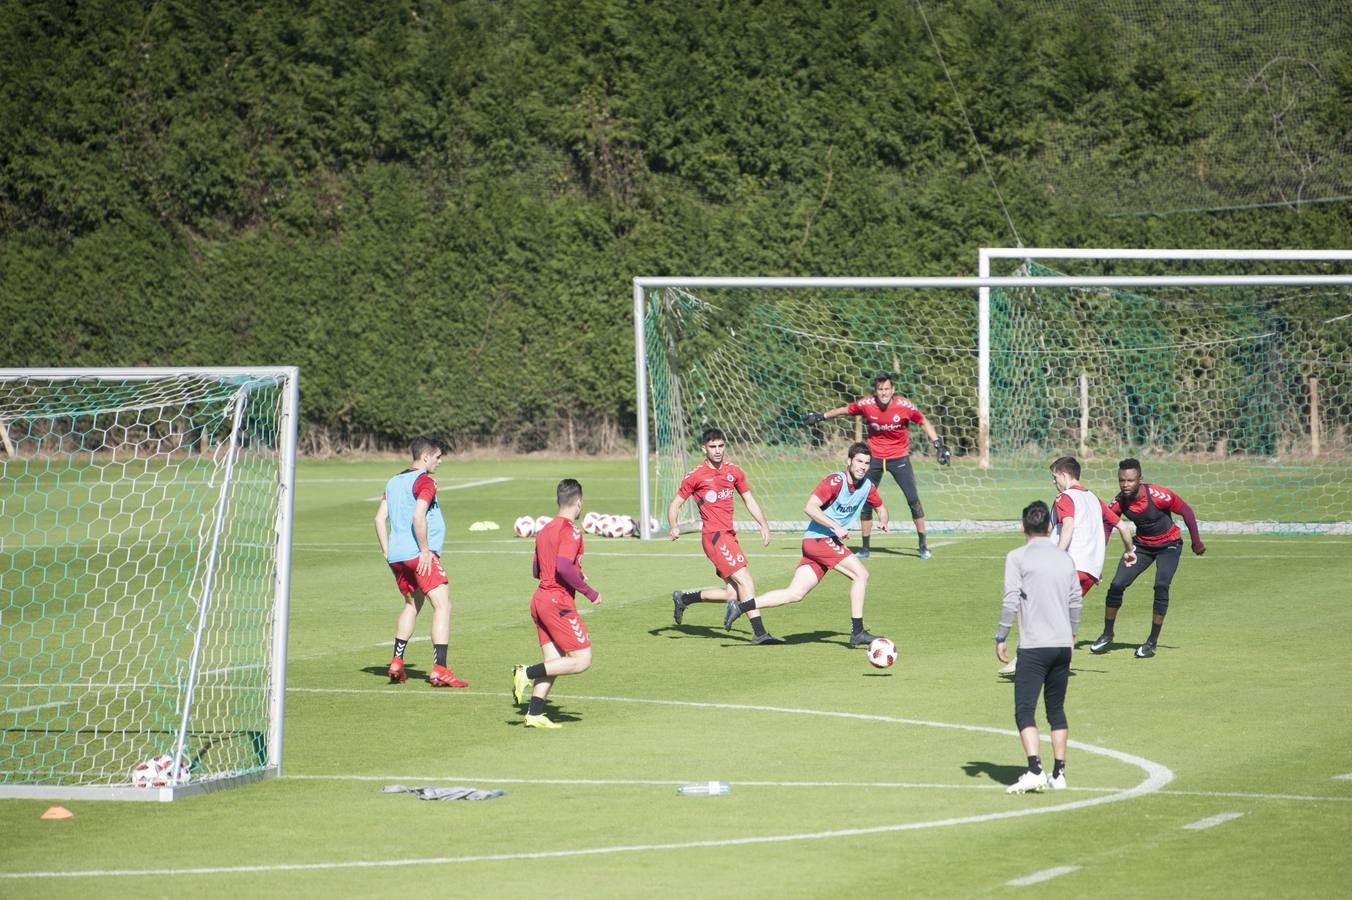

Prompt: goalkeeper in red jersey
[
  {"left": 1089, "top": 458, "right": 1206, "bottom": 659},
  {"left": 666, "top": 427, "right": 781, "bottom": 644},
  {"left": 803, "top": 372, "right": 949, "bottom": 559},
  {"left": 511, "top": 478, "right": 603, "bottom": 729}
]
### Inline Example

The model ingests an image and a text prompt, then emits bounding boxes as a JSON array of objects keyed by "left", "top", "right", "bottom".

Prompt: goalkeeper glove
[
  {"left": 802, "top": 411, "right": 825, "bottom": 426},
  {"left": 933, "top": 437, "right": 951, "bottom": 465}
]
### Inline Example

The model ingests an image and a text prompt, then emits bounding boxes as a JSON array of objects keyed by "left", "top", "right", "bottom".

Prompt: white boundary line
[
  {"left": 0, "top": 693, "right": 1173, "bottom": 881},
  {"left": 1007, "top": 865, "right": 1081, "bottom": 886},
  {"left": 1182, "top": 812, "right": 1244, "bottom": 831}
]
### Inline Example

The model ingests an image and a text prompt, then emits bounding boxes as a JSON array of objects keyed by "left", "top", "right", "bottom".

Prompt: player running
[
  {"left": 374, "top": 435, "right": 468, "bottom": 688},
  {"left": 666, "top": 428, "right": 782, "bottom": 644},
  {"left": 511, "top": 478, "right": 603, "bottom": 728},
  {"left": 802, "top": 372, "right": 950, "bottom": 559},
  {"left": 1090, "top": 458, "right": 1206, "bottom": 659},
  {"left": 726, "top": 442, "right": 889, "bottom": 647}
]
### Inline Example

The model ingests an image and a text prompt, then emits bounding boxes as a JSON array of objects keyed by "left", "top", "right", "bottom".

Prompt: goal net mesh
[
  {"left": 0, "top": 372, "right": 291, "bottom": 791},
  {"left": 643, "top": 271, "right": 1351, "bottom": 535}
]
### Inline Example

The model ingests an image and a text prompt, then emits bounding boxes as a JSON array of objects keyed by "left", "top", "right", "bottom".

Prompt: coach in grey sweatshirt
[{"left": 996, "top": 500, "right": 1083, "bottom": 794}]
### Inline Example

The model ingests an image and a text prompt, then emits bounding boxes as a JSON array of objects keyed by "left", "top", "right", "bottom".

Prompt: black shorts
[
  {"left": 1107, "top": 538, "right": 1183, "bottom": 592},
  {"left": 859, "top": 455, "right": 921, "bottom": 519},
  {"left": 1013, "top": 646, "right": 1072, "bottom": 731}
]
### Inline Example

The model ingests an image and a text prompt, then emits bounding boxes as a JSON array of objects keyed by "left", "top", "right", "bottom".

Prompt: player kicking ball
[
  {"left": 512, "top": 479, "right": 603, "bottom": 729},
  {"left": 727, "top": 443, "right": 888, "bottom": 647}
]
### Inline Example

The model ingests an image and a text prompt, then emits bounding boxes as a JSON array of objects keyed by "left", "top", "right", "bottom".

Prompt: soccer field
[{"left": 2, "top": 456, "right": 1350, "bottom": 898}]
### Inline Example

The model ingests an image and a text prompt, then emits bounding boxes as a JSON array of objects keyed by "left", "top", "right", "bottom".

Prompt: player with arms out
[
  {"left": 1090, "top": 458, "right": 1206, "bottom": 659},
  {"left": 727, "top": 443, "right": 889, "bottom": 647},
  {"left": 667, "top": 428, "right": 782, "bottom": 644},
  {"left": 511, "top": 478, "right": 603, "bottom": 729},
  {"left": 374, "top": 435, "right": 468, "bottom": 688},
  {"left": 803, "top": 372, "right": 950, "bottom": 559}
]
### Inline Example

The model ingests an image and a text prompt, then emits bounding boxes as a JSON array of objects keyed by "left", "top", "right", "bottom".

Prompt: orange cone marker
[{"left": 40, "top": 805, "right": 74, "bottom": 820}]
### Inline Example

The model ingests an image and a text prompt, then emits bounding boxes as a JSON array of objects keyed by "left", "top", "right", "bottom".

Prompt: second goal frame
[{"left": 633, "top": 250, "right": 1352, "bottom": 539}]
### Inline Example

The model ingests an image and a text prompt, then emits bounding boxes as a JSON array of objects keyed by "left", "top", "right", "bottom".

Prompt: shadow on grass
[
  {"left": 962, "top": 760, "right": 1026, "bottom": 785},
  {"left": 504, "top": 705, "right": 583, "bottom": 728},
  {"left": 360, "top": 663, "right": 426, "bottom": 681}
]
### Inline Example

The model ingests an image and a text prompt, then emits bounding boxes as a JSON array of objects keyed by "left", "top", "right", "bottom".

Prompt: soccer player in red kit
[
  {"left": 511, "top": 478, "right": 603, "bottom": 728},
  {"left": 803, "top": 372, "right": 950, "bottom": 559},
  {"left": 666, "top": 428, "right": 781, "bottom": 644},
  {"left": 1089, "top": 458, "right": 1206, "bottom": 659}
]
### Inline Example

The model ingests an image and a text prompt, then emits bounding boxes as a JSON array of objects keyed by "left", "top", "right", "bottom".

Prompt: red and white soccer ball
[
  {"left": 131, "top": 754, "right": 190, "bottom": 787},
  {"left": 513, "top": 515, "right": 535, "bottom": 538},
  {"left": 582, "top": 512, "right": 601, "bottom": 534},
  {"left": 534, "top": 515, "right": 553, "bottom": 533},
  {"left": 615, "top": 515, "right": 636, "bottom": 538},
  {"left": 594, "top": 514, "right": 615, "bottom": 536},
  {"left": 867, "top": 637, "right": 897, "bottom": 669}
]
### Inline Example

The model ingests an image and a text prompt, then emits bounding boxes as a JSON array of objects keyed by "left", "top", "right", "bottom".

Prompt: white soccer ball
[
  {"left": 513, "top": 516, "right": 535, "bottom": 538},
  {"left": 594, "top": 514, "right": 615, "bottom": 536},
  {"left": 582, "top": 511, "right": 601, "bottom": 533},
  {"left": 648, "top": 516, "right": 661, "bottom": 534},
  {"left": 867, "top": 637, "right": 897, "bottom": 669},
  {"left": 616, "top": 515, "right": 636, "bottom": 537},
  {"left": 534, "top": 515, "right": 553, "bottom": 533}
]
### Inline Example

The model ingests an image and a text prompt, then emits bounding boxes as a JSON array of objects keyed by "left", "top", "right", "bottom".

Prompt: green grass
[{"left": 2, "top": 456, "right": 1351, "bottom": 898}]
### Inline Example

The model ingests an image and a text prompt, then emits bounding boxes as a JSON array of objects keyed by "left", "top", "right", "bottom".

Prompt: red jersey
[
  {"left": 533, "top": 516, "right": 585, "bottom": 597},
  {"left": 844, "top": 396, "right": 925, "bottom": 459},
  {"left": 676, "top": 461, "right": 750, "bottom": 533},
  {"left": 1107, "top": 484, "right": 1186, "bottom": 546}
]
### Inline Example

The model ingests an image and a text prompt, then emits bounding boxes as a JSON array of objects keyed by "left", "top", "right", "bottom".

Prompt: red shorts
[
  {"left": 1077, "top": 570, "right": 1099, "bottom": 598},
  {"left": 388, "top": 554, "right": 449, "bottom": 596},
  {"left": 701, "top": 530, "right": 748, "bottom": 580},
  {"left": 531, "top": 589, "right": 591, "bottom": 652},
  {"left": 799, "top": 536, "right": 852, "bottom": 580}
]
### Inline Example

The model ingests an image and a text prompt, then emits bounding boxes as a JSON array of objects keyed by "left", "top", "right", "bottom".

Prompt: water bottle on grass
[{"left": 677, "top": 781, "right": 731, "bottom": 796}]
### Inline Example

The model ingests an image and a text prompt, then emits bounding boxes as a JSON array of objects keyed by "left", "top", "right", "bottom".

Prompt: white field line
[
  {"left": 1007, "top": 866, "right": 1081, "bottom": 886},
  {"left": 1182, "top": 811, "right": 1245, "bottom": 830},
  {"left": 287, "top": 773, "right": 1120, "bottom": 793},
  {"left": 4, "top": 700, "right": 74, "bottom": 716},
  {"left": 0, "top": 693, "right": 1173, "bottom": 881},
  {"left": 363, "top": 476, "right": 512, "bottom": 501},
  {"left": 1334, "top": 773, "right": 1352, "bottom": 781}
]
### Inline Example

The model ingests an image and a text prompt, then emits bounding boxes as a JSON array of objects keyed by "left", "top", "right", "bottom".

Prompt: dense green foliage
[{"left": 2, "top": 1, "right": 1350, "bottom": 450}]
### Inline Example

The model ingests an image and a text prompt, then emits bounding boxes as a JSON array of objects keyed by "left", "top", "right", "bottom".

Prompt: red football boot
[
  {"left": 387, "top": 656, "right": 407, "bottom": 684},
  {"left": 428, "top": 664, "right": 468, "bottom": 688}
]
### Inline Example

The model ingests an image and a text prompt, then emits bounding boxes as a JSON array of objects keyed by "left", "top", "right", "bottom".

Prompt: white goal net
[
  {"left": 635, "top": 252, "right": 1352, "bottom": 538},
  {"left": 0, "top": 368, "right": 298, "bottom": 801}
]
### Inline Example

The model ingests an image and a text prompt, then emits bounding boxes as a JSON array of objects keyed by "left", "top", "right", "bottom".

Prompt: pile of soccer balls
[
  {"left": 513, "top": 514, "right": 660, "bottom": 539},
  {"left": 131, "top": 753, "right": 191, "bottom": 787}
]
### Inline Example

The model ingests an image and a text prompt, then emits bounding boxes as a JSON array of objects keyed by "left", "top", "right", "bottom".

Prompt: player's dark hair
[
  {"left": 846, "top": 441, "right": 871, "bottom": 462},
  {"left": 410, "top": 435, "right": 442, "bottom": 460},
  {"left": 1050, "top": 456, "right": 1081, "bottom": 479},
  {"left": 870, "top": 372, "right": 893, "bottom": 388},
  {"left": 1118, "top": 457, "right": 1142, "bottom": 474},
  {"left": 1022, "top": 500, "right": 1052, "bottom": 536},
  {"left": 556, "top": 478, "right": 583, "bottom": 509},
  {"left": 700, "top": 427, "right": 726, "bottom": 445}
]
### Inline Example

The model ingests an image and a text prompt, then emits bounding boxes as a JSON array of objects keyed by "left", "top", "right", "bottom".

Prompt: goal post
[
  {"left": 0, "top": 367, "right": 299, "bottom": 801},
  {"left": 635, "top": 261, "right": 1352, "bottom": 539}
]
